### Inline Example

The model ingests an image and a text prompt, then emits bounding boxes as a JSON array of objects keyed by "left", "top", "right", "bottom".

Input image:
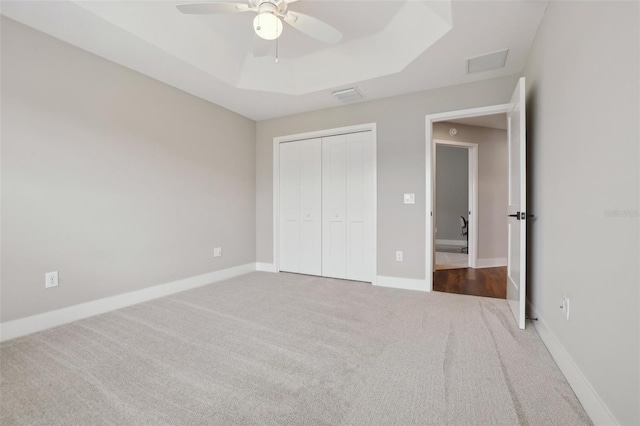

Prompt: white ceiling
[{"left": 1, "top": 0, "right": 549, "bottom": 121}]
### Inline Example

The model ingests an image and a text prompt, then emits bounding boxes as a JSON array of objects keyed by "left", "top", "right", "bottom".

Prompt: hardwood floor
[{"left": 433, "top": 267, "right": 507, "bottom": 299}]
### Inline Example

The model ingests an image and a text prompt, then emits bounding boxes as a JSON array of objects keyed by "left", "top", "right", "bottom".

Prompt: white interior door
[
  {"left": 345, "top": 132, "right": 373, "bottom": 281},
  {"left": 322, "top": 131, "right": 373, "bottom": 281},
  {"left": 279, "top": 141, "right": 300, "bottom": 273},
  {"left": 322, "top": 135, "right": 347, "bottom": 279},
  {"left": 298, "top": 139, "right": 322, "bottom": 275},
  {"left": 507, "top": 77, "right": 527, "bottom": 330},
  {"left": 279, "top": 139, "right": 322, "bottom": 275}
]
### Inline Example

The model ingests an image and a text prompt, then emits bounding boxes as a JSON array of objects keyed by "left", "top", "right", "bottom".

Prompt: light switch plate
[{"left": 403, "top": 193, "right": 415, "bottom": 204}]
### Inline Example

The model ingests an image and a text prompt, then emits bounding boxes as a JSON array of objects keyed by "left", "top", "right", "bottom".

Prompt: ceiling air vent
[
  {"left": 466, "top": 49, "right": 509, "bottom": 74},
  {"left": 332, "top": 87, "right": 364, "bottom": 102}
]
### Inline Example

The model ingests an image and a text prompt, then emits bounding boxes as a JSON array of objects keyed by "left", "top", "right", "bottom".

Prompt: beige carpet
[{"left": 1, "top": 272, "right": 591, "bottom": 425}]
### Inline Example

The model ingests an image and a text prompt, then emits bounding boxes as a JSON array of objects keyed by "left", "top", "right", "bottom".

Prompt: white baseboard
[
  {"left": 475, "top": 257, "right": 507, "bottom": 268},
  {"left": 436, "top": 239, "right": 467, "bottom": 247},
  {"left": 527, "top": 302, "right": 618, "bottom": 425},
  {"left": 375, "top": 275, "right": 429, "bottom": 292},
  {"left": 0, "top": 263, "right": 256, "bottom": 343},
  {"left": 256, "top": 262, "right": 277, "bottom": 272}
]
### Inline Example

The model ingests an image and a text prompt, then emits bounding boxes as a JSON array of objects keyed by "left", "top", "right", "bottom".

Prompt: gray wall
[
  {"left": 523, "top": 2, "right": 639, "bottom": 424},
  {"left": 435, "top": 145, "right": 468, "bottom": 242},
  {"left": 0, "top": 18, "right": 257, "bottom": 322},
  {"left": 256, "top": 75, "right": 520, "bottom": 279},
  {"left": 434, "top": 123, "right": 508, "bottom": 260}
]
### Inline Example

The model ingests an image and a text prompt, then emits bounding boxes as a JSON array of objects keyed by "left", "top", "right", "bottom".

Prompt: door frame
[
  {"left": 273, "top": 123, "right": 378, "bottom": 284},
  {"left": 433, "top": 139, "right": 479, "bottom": 269},
  {"left": 425, "top": 104, "right": 510, "bottom": 291}
]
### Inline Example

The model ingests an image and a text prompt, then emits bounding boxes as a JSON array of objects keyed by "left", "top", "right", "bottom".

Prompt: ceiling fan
[{"left": 176, "top": 0, "right": 343, "bottom": 44}]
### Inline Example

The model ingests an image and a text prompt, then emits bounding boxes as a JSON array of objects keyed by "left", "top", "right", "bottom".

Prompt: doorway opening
[
  {"left": 434, "top": 140, "right": 478, "bottom": 271},
  {"left": 428, "top": 113, "right": 509, "bottom": 300},
  {"left": 425, "top": 77, "right": 528, "bottom": 329}
]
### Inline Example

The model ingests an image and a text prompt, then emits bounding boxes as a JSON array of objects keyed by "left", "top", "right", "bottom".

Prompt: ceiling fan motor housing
[
  {"left": 254, "top": 1, "right": 285, "bottom": 40},
  {"left": 177, "top": 0, "right": 341, "bottom": 44},
  {"left": 256, "top": 0, "right": 288, "bottom": 17}
]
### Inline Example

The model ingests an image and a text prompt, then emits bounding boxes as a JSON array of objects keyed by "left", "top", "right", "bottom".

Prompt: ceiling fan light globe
[{"left": 254, "top": 13, "right": 283, "bottom": 40}]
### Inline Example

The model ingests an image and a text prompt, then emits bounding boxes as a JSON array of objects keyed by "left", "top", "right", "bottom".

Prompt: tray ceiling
[{"left": 1, "top": 0, "right": 548, "bottom": 120}]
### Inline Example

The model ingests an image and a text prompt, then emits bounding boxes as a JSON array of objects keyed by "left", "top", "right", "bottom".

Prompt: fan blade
[
  {"left": 253, "top": 36, "right": 273, "bottom": 57},
  {"left": 176, "top": 2, "right": 250, "bottom": 15},
  {"left": 284, "top": 11, "right": 342, "bottom": 44}
]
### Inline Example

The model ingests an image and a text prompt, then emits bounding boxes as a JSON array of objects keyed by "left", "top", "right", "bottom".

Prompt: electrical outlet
[
  {"left": 395, "top": 251, "right": 403, "bottom": 262},
  {"left": 45, "top": 271, "right": 59, "bottom": 288},
  {"left": 403, "top": 193, "right": 415, "bottom": 204},
  {"left": 213, "top": 247, "right": 222, "bottom": 258},
  {"left": 560, "top": 295, "right": 570, "bottom": 320}
]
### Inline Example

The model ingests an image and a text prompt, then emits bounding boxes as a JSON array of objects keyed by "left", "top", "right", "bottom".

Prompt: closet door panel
[
  {"left": 322, "top": 135, "right": 347, "bottom": 279},
  {"left": 298, "top": 139, "right": 322, "bottom": 275},
  {"left": 346, "top": 132, "right": 373, "bottom": 282},
  {"left": 279, "top": 142, "right": 301, "bottom": 273}
]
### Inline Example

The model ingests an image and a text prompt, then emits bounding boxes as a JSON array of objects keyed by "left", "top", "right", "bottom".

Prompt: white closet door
[
  {"left": 322, "top": 132, "right": 373, "bottom": 281},
  {"left": 346, "top": 131, "right": 373, "bottom": 282},
  {"left": 279, "top": 139, "right": 321, "bottom": 275},
  {"left": 279, "top": 141, "right": 300, "bottom": 273},
  {"left": 322, "top": 135, "right": 347, "bottom": 279},
  {"left": 298, "top": 139, "right": 322, "bottom": 275}
]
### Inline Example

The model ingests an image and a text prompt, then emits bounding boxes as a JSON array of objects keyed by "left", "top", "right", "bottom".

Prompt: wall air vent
[
  {"left": 466, "top": 49, "right": 509, "bottom": 74},
  {"left": 332, "top": 87, "right": 364, "bottom": 102}
]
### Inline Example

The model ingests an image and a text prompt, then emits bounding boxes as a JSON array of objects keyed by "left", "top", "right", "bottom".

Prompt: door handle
[{"left": 508, "top": 212, "right": 534, "bottom": 220}]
